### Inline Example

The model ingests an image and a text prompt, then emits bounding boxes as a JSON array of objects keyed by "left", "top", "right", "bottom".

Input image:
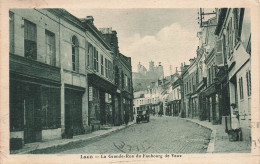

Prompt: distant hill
[{"left": 133, "top": 72, "right": 159, "bottom": 92}]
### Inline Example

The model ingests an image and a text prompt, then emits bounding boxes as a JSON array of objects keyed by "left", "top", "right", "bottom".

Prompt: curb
[
  {"left": 19, "top": 122, "right": 137, "bottom": 154},
  {"left": 179, "top": 118, "right": 216, "bottom": 153}
]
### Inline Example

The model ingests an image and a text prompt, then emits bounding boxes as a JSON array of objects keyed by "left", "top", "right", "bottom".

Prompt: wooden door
[{"left": 24, "top": 97, "right": 35, "bottom": 143}]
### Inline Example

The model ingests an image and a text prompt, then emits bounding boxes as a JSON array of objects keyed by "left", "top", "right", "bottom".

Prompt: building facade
[
  {"left": 100, "top": 28, "right": 134, "bottom": 125},
  {"left": 214, "top": 8, "right": 251, "bottom": 141},
  {"left": 182, "top": 58, "right": 198, "bottom": 119},
  {"left": 9, "top": 9, "right": 133, "bottom": 147}
]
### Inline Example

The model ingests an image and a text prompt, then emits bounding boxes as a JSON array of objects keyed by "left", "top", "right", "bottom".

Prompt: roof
[{"left": 46, "top": 9, "right": 112, "bottom": 51}]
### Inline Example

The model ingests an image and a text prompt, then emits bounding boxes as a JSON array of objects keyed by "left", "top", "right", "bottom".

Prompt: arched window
[{"left": 72, "top": 36, "right": 79, "bottom": 72}]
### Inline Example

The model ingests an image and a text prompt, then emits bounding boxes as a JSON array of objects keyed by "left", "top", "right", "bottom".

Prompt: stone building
[
  {"left": 214, "top": 8, "right": 251, "bottom": 142},
  {"left": 182, "top": 58, "right": 198, "bottom": 119},
  {"left": 9, "top": 9, "right": 64, "bottom": 143},
  {"left": 9, "top": 9, "right": 132, "bottom": 147},
  {"left": 100, "top": 28, "right": 134, "bottom": 125},
  {"left": 167, "top": 77, "right": 182, "bottom": 117}
]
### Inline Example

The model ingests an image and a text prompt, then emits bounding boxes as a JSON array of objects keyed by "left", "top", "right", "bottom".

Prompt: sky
[{"left": 66, "top": 8, "right": 201, "bottom": 76}]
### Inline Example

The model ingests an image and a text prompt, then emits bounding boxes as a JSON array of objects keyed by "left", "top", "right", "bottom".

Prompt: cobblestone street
[{"left": 44, "top": 117, "right": 212, "bottom": 154}]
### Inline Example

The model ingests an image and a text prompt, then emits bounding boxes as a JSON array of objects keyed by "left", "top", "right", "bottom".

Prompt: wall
[
  {"left": 236, "top": 60, "right": 251, "bottom": 142},
  {"left": 10, "top": 9, "right": 61, "bottom": 67},
  {"left": 86, "top": 30, "right": 114, "bottom": 83},
  {"left": 42, "top": 128, "right": 62, "bottom": 141}
]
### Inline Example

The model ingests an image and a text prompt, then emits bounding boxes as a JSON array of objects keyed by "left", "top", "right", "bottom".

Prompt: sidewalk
[
  {"left": 181, "top": 118, "right": 251, "bottom": 153},
  {"left": 11, "top": 121, "right": 136, "bottom": 154}
]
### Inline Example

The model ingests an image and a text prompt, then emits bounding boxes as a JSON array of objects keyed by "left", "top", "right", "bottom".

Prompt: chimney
[
  {"left": 86, "top": 16, "right": 94, "bottom": 24},
  {"left": 189, "top": 58, "right": 195, "bottom": 64}
]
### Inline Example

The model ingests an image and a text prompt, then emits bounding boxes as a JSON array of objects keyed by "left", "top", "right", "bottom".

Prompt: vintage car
[{"left": 136, "top": 109, "right": 149, "bottom": 123}]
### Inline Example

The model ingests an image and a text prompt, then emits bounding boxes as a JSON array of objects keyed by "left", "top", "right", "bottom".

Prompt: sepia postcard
[{"left": 0, "top": 0, "right": 259, "bottom": 163}]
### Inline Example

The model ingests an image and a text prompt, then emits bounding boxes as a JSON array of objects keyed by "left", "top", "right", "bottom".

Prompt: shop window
[
  {"left": 239, "top": 77, "right": 244, "bottom": 100},
  {"left": 45, "top": 30, "right": 56, "bottom": 66},
  {"left": 72, "top": 36, "right": 79, "bottom": 72},
  {"left": 246, "top": 70, "right": 251, "bottom": 96},
  {"left": 41, "top": 87, "right": 61, "bottom": 129},
  {"left": 24, "top": 19, "right": 37, "bottom": 60},
  {"left": 9, "top": 11, "right": 14, "bottom": 53},
  {"left": 10, "top": 83, "right": 24, "bottom": 131},
  {"left": 100, "top": 55, "right": 104, "bottom": 75}
]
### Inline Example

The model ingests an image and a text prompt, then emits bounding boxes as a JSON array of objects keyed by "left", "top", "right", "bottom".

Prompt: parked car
[{"left": 136, "top": 109, "right": 149, "bottom": 123}]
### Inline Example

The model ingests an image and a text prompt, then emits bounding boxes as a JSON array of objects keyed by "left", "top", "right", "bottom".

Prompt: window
[
  {"left": 41, "top": 87, "right": 61, "bottom": 129},
  {"left": 9, "top": 11, "right": 14, "bottom": 53},
  {"left": 88, "top": 43, "right": 94, "bottom": 68},
  {"left": 105, "top": 59, "right": 109, "bottom": 78},
  {"left": 186, "top": 82, "right": 188, "bottom": 94},
  {"left": 128, "top": 77, "right": 131, "bottom": 91},
  {"left": 45, "top": 30, "right": 56, "bottom": 66},
  {"left": 125, "top": 75, "right": 128, "bottom": 87},
  {"left": 192, "top": 77, "right": 194, "bottom": 92},
  {"left": 121, "top": 71, "right": 124, "bottom": 88},
  {"left": 189, "top": 80, "right": 191, "bottom": 92},
  {"left": 208, "top": 68, "right": 211, "bottom": 85},
  {"left": 100, "top": 55, "right": 104, "bottom": 75},
  {"left": 233, "top": 8, "right": 240, "bottom": 45},
  {"left": 86, "top": 42, "right": 90, "bottom": 67},
  {"left": 72, "top": 36, "right": 79, "bottom": 72},
  {"left": 239, "top": 77, "right": 244, "bottom": 100},
  {"left": 24, "top": 19, "right": 37, "bottom": 60},
  {"left": 115, "top": 66, "right": 119, "bottom": 85},
  {"left": 93, "top": 47, "right": 99, "bottom": 72},
  {"left": 246, "top": 70, "right": 251, "bottom": 96},
  {"left": 211, "top": 65, "right": 215, "bottom": 83},
  {"left": 227, "top": 18, "right": 234, "bottom": 58},
  {"left": 107, "top": 60, "right": 112, "bottom": 79}
]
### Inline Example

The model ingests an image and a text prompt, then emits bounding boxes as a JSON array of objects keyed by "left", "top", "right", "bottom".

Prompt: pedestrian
[
  {"left": 228, "top": 103, "right": 242, "bottom": 141},
  {"left": 124, "top": 109, "right": 129, "bottom": 126}
]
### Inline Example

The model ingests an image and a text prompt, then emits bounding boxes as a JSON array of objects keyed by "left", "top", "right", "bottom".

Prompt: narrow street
[{"left": 41, "top": 117, "right": 211, "bottom": 154}]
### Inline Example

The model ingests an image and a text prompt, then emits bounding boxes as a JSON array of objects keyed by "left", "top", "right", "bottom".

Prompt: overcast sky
[{"left": 66, "top": 8, "right": 201, "bottom": 76}]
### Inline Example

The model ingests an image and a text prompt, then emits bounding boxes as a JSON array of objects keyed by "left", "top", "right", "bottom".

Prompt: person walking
[
  {"left": 124, "top": 109, "right": 129, "bottom": 126},
  {"left": 229, "top": 103, "right": 242, "bottom": 141}
]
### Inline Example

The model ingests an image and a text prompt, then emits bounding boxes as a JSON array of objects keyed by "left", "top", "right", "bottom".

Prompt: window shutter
[
  {"left": 230, "top": 18, "right": 234, "bottom": 53},
  {"left": 215, "top": 38, "right": 224, "bottom": 66}
]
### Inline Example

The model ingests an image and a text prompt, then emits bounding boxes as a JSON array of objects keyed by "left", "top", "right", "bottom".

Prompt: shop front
[
  {"left": 204, "top": 83, "right": 220, "bottom": 124},
  {"left": 10, "top": 54, "right": 61, "bottom": 145},
  {"left": 64, "top": 84, "right": 85, "bottom": 138},
  {"left": 88, "top": 74, "right": 116, "bottom": 130}
]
